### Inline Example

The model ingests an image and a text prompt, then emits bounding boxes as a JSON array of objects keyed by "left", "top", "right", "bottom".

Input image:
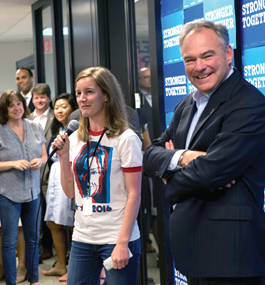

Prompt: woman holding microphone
[{"left": 52, "top": 67, "right": 142, "bottom": 285}]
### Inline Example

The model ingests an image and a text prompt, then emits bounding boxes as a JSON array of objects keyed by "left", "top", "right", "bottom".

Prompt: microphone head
[{"left": 66, "top": 120, "right": 79, "bottom": 134}]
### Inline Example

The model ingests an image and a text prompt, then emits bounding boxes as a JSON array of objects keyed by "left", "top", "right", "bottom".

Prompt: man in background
[
  {"left": 137, "top": 67, "right": 158, "bottom": 255},
  {"left": 29, "top": 83, "right": 54, "bottom": 261},
  {"left": 15, "top": 67, "right": 35, "bottom": 112}
]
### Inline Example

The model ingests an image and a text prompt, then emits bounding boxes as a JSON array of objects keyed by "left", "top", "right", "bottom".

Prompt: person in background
[
  {"left": 15, "top": 67, "right": 35, "bottom": 112},
  {"left": 52, "top": 66, "right": 142, "bottom": 285},
  {"left": 43, "top": 93, "right": 77, "bottom": 282},
  {"left": 0, "top": 234, "right": 3, "bottom": 281},
  {"left": 143, "top": 20, "right": 265, "bottom": 284},
  {"left": 0, "top": 90, "right": 47, "bottom": 285},
  {"left": 137, "top": 67, "right": 157, "bottom": 255},
  {"left": 7, "top": 83, "right": 53, "bottom": 283},
  {"left": 29, "top": 83, "right": 54, "bottom": 261},
  {"left": 68, "top": 105, "right": 141, "bottom": 140}
]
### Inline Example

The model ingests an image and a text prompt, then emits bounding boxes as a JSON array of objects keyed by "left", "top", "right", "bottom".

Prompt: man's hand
[
  {"left": 165, "top": 140, "right": 206, "bottom": 168},
  {"left": 181, "top": 150, "right": 206, "bottom": 167},
  {"left": 163, "top": 141, "right": 206, "bottom": 184},
  {"left": 220, "top": 180, "right": 236, "bottom": 189},
  {"left": 163, "top": 140, "right": 236, "bottom": 188}
]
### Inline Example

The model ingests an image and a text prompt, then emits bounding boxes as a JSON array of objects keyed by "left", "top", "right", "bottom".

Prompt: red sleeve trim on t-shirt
[{"left": 123, "top": 166, "right": 142, "bottom": 173}]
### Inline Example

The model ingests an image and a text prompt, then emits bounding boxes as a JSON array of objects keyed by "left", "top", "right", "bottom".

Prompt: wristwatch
[{"left": 177, "top": 153, "right": 184, "bottom": 167}]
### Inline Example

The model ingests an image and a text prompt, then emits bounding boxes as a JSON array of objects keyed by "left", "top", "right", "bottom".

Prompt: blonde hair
[{"left": 75, "top": 66, "right": 128, "bottom": 142}]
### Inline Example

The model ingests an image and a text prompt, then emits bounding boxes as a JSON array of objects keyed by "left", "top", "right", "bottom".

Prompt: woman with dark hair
[
  {"left": 43, "top": 93, "right": 77, "bottom": 281},
  {"left": 52, "top": 67, "right": 142, "bottom": 285},
  {"left": 0, "top": 89, "right": 47, "bottom": 285}
]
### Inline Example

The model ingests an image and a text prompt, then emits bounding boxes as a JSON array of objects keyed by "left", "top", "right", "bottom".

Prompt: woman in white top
[
  {"left": 43, "top": 93, "right": 77, "bottom": 281},
  {"left": 52, "top": 67, "right": 142, "bottom": 285}
]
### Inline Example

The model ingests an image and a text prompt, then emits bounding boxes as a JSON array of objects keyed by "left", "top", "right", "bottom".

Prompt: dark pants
[
  {"left": 187, "top": 277, "right": 265, "bottom": 285},
  {"left": 41, "top": 192, "right": 53, "bottom": 251}
]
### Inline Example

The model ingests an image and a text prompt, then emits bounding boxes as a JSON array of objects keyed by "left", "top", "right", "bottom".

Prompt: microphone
[{"left": 48, "top": 120, "right": 79, "bottom": 160}]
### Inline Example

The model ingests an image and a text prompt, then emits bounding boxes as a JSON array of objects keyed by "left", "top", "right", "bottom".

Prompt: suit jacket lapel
[
  {"left": 44, "top": 109, "right": 54, "bottom": 135},
  {"left": 189, "top": 98, "right": 222, "bottom": 146},
  {"left": 175, "top": 100, "right": 197, "bottom": 148},
  {"left": 188, "top": 68, "right": 241, "bottom": 147}
]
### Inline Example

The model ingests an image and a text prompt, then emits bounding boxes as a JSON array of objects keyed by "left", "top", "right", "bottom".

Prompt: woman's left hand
[
  {"left": 30, "top": 158, "right": 43, "bottom": 171},
  {"left": 111, "top": 243, "right": 129, "bottom": 269}
]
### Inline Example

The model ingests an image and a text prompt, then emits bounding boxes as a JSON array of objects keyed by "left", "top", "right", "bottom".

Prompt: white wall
[{"left": 0, "top": 41, "right": 34, "bottom": 93}]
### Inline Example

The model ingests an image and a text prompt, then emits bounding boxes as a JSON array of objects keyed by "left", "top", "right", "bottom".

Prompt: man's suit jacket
[
  {"left": 28, "top": 109, "right": 54, "bottom": 198},
  {"left": 68, "top": 105, "right": 141, "bottom": 139},
  {"left": 137, "top": 93, "right": 153, "bottom": 141},
  {"left": 143, "top": 69, "right": 265, "bottom": 278},
  {"left": 28, "top": 97, "right": 35, "bottom": 112}
]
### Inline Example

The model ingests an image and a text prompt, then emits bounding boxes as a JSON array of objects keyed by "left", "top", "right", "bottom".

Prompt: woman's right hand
[
  {"left": 51, "top": 133, "right": 70, "bottom": 157},
  {"left": 13, "top": 159, "right": 31, "bottom": 171}
]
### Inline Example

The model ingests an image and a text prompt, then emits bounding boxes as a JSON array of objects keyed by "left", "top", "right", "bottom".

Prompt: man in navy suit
[
  {"left": 15, "top": 67, "right": 35, "bottom": 112},
  {"left": 143, "top": 20, "right": 265, "bottom": 284}
]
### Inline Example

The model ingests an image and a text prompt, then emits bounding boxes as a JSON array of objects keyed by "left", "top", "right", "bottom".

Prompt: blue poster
[
  {"left": 241, "top": 0, "right": 265, "bottom": 49},
  {"left": 203, "top": 0, "right": 236, "bottom": 48},
  {"left": 165, "top": 111, "right": 174, "bottom": 128},
  {"left": 242, "top": 46, "right": 265, "bottom": 96},
  {"left": 187, "top": 78, "right": 197, "bottom": 94},
  {"left": 163, "top": 62, "right": 187, "bottom": 114},
  {"left": 161, "top": 11, "right": 184, "bottom": 64},
  {"left": 161, "top": 0, "right": 183, "bottom": 17},
  {"left": 184, "top": 3, "right": 204, "bottom": 23},
  {"left": 184, "top": 0, "right": 203, "bottom": 9},
  {"left": 173, "top": 263, "right": 188, "bottom": 285}
]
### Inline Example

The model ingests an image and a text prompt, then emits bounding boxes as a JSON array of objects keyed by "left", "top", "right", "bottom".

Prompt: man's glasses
[{"left": 139, "top": 76, "right": 151, "bottom": 79}]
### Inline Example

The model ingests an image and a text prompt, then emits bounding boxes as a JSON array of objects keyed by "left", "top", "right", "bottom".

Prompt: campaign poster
[
  {"left": 242, "top": 46, "right": 265, "bottom": 96},
  {"left": 163, "top": 62, "right": 187, "bottom": 114},
  {"left": 187, "top": 78, "right": 197, "bottom": 94},
  {"left": 241, "top": 0, "right": 265, "bottom": 49},
  {"left": 161, "top": 10, "right": 184, "bottom": 65},
  {"left": 184, "top": 3, "right": 204, "bottom": 23},
  {"left": 161, "top": 0, "right": 183, "bottom": 17},
  {"left": 174, "top": 265, "right": 188, "bottom": 285},
  {"left": 165, "top": 111, "right": 174, "bottom": 128},
  {"left": 136, "top": 38, "right": 149, "bottom": 69},
  {"left": 203, "top": 0, "right": 237, "bottom": 49},
  {"left": 183, "top": 0, "right": 203, "bottom": 9}
]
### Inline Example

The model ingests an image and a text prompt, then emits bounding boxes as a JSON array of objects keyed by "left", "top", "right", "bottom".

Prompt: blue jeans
[
  {"left": 67, "top": 238, "right": 141, "bottom": 285},
  {"left": 0, "top": 194, "right": 41, "bottom": 285}
]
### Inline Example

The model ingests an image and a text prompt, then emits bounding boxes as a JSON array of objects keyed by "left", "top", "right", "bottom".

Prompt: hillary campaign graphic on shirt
[
  {"left": 242, "top": 45, "right": 265, "bottom": 96},
  {"left": 241, "top": 0, "right": 265, "bottom": 49},
  {"left": 73, "top": 141, "right": 113, "bottom": 204}
]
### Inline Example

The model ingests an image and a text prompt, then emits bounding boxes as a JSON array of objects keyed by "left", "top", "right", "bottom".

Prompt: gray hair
[{"left": 179, "top": 20, "right": 229, "bottom": 52}]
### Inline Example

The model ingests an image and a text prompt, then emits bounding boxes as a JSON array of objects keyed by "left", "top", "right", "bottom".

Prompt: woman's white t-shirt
[{"left": 69, "top": 128, "right": 142, "bottom": 245}]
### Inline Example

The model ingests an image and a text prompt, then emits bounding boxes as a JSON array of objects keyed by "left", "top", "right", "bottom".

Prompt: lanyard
[{"left": 86, "top": 128, "right": 107, "bottom": 196}]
